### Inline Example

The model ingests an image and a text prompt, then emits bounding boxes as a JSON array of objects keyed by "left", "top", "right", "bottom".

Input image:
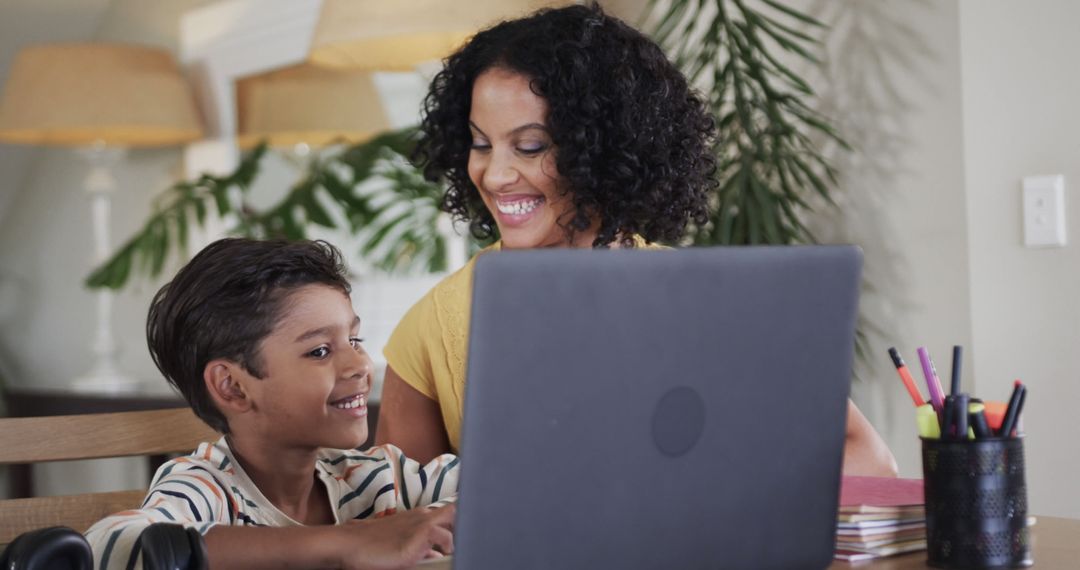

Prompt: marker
[
  {"left": 954, "top": 394, "right": 969, "bottom": 442},
  {"left": 888, "top": 348, "right": 926, "bottom": 407},
  {"left": 916, "top": 347, "right": 946, "bottom": 415},
  {"left": 999, "top": 380, "right": 1027, "bottom": 438},
  {"left": 950, "top": 345, "right": 963, "bottom": 396},
  {"left": 969, "top": 402, "right": 992, "bottom": 439},
  {"left": 1013, "top": 386, "right": 1027, "bottom": 435},
  {"left": 983, "top": 400, "right": 1007, "bottom": 432},
  {"left": 941, "top": 395, "right": 956, "bottom": 439},
  {"left": 916, "top": 403, "right": 941, "bottom": 439}
]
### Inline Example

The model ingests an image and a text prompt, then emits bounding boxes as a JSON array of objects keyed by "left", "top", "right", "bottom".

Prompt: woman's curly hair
[{"left": 414, "top": 2, "right": 717, "bottom": 247}]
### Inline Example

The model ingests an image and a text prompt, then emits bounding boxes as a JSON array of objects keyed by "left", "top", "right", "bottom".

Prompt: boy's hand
[{"left": 339, "top": 504, "right": 456, "bottom": 570}]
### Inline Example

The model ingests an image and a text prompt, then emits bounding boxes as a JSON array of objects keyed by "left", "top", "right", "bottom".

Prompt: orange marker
[
  {"left": 983, "top": 401, "right": 1007, "bottom": 432},
  {"left": 888, "top": 348, "right": 926, "bottom": 407}
]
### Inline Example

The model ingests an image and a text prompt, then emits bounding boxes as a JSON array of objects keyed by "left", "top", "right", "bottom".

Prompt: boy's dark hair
[
  {"left": 414, "top": 2, "right": 717, "bottom": 248},
  {"left": 147, "top": 238, "right": 351, "bottom": 433}
]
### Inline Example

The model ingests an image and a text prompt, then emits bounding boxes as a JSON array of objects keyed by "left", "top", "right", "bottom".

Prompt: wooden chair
[{"left": 0, "top": 408, "right": 218, "bottom": 546}]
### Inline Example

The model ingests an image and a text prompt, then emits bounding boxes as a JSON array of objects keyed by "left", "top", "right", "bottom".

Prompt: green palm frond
[
  {"left": 645, "top": 0, "right": 848, "bottom": 246},
  {"left": 85, "top": 128, "right": 446, "bottom": 290}
]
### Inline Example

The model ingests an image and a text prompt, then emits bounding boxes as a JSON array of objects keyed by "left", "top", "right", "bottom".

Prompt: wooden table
[
  {"left": 409, "top": 516, "right": 1079, "bottom": 569},
  {"left": 829, "top": 516, "right": 1077, "bottom": 568}
]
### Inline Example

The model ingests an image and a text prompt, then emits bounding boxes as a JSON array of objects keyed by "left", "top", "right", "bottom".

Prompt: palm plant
[
  {"left": 86, "top": 129, "right": 446, "bottom": 289},
  {"left": 644, "top": 0, "right": 847, "bottom": 247}
]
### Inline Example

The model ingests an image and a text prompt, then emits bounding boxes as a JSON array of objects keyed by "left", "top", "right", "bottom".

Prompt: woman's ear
[{"left": 204, "top": 360, "right": 252, "bottom": 414}]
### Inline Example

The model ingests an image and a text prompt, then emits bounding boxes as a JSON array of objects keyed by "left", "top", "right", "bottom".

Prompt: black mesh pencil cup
[{"left": 921, "top": 437, "right": 1032, "bottom": 569}]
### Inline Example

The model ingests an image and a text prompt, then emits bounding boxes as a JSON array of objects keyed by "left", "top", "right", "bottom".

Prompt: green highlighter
[
  {"left": 918, "top": 402, "right": 981, "bottom": 440},
  {"left": 916, "top": 403, "right": 941, "bottom": 439}
]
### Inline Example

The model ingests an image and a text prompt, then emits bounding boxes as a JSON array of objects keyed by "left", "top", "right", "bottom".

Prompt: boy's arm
[
  {"left": 87, "top": 463, "right": 456, "bottom": 570},
  {"left": 85, "top": 468, "right": 234, "bottom": 569},
  {"left": 202, "top": 504, "right": 455, "bottom": 569}
]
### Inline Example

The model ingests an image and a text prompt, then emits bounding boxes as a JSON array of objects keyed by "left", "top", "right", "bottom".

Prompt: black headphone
[
  {"left": 0, "top": 523, "right": 209, "bottom": 570},
  {"left": 137, "top": 523, "right": 208, "bottom": 570},
  {"left": 0, "top": 526, "right": 92, "bottom": 570}
]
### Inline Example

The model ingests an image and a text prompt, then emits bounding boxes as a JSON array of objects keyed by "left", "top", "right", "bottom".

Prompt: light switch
[{"left": 1022, "top": 175, "right": 1066, "bottom": 247}]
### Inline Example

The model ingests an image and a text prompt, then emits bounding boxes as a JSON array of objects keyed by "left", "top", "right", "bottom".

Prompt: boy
[{"left": 85, "top": 238, "right": 458, "bottom": 569}]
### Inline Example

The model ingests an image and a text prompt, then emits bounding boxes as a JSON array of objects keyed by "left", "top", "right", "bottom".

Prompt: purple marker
[{"left": 917, "top": 346, "right": 946, "bottom": 415}]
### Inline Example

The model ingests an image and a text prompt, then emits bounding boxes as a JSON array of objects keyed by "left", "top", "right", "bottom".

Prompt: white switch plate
[{"left": 1022, "top": 175, "right": 1066, "bottom": 247}]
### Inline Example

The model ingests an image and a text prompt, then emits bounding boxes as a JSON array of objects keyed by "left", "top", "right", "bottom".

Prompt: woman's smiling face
[{"left": 467, "top": 68, "right": 591, "bottom": 249}]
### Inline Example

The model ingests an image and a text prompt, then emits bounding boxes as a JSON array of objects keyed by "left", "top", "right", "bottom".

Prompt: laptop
[{"left": 453, "top": 246, "right": 862, "bottom": 569}]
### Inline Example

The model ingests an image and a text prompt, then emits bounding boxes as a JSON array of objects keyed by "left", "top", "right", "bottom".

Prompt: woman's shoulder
[
  {"left": 429, "top": 241, "right": 501, "bottom": 302},
  {"left": 632, "top": 235, "right": 670, "bottom": 250},
  {"left": 390, "top": 242, "right": 500, "bottom": 337}
]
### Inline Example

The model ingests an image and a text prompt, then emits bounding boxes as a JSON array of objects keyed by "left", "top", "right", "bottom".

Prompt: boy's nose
[{"left": 341, "top": 347, "right": 373, "bottom": 389}]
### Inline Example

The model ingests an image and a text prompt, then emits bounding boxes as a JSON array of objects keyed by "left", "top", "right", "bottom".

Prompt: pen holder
[{"left": 921, "top": 437, "right": 1032, "bottom": 569}]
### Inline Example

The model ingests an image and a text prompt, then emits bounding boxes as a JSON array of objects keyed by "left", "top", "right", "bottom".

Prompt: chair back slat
[
  {"left": 0, "top": 490, "right": 147, "bottom": 545},
  {"left": 0, "top": 408, "right": 217, "bottom": 464},
  {"left": 0, "top": 407, "right": 219, "bottom": 545}
]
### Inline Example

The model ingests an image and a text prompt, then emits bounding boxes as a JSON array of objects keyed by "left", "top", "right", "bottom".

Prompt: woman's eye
[
  {"left": 309, "top": 346, "right": 330, "bottom": 359},
  {"left": 518, "top": 143, "right": 547, "bottom": 155},
  {"left": 470, "top": 140, "right": 490, "bottom": 151}
]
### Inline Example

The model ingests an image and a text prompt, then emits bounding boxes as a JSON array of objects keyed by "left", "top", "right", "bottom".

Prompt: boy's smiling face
[{"left": 238, "top": 283, "right": 373, "bottom": 451}]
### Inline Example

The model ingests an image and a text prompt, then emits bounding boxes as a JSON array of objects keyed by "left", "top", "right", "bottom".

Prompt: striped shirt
[{"left": 84, "top": 437, "right": 460, "bottom": 569}]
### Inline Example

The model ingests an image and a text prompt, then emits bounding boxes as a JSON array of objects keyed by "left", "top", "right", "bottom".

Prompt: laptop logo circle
[{"left": 651, "top": 386, "right": 706, "bottom": 457}]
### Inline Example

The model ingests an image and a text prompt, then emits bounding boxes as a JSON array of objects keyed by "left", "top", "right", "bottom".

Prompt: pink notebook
[{"left": 839, "top": 476, "right": 924, "bottom": 513}]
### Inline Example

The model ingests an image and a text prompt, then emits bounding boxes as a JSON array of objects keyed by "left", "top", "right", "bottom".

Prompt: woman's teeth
[
  {"left": 333, "top": 395, "right": 365, "bottom": 409},
  {"left": 496, "top": 197, "right": 543, "bottom": 215}
]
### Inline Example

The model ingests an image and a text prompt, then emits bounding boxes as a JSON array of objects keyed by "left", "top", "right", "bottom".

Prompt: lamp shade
[
  {"left": 236, "top": 63, "right": 391, "bottom": 149},
  {"left": 0, "top": 43, "right": 203, "bottom": 147},
  {"left": 310, "top": 0, "right": 568, "bottom": 70}
]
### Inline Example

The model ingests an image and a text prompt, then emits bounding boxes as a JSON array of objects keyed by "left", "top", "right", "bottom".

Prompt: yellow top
[{"left": 383, "top": 238, "right": 665, "bottom": 451}]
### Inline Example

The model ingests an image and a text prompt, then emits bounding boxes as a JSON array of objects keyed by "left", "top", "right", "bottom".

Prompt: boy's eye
[
  {"left": 349, "top": 337, "right": 365, "bottom": 350},
  {"left": 309, "top": 346, "right": 330, "bottom": 359}
]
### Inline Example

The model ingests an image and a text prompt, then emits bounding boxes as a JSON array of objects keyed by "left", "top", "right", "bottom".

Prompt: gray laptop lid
[{"left": 455, "top": 246, "right": 861, "bottom": 570}]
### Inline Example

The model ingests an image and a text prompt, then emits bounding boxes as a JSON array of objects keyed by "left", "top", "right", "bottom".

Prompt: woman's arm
[
  {"left": 376, "top": 366, "right": 452, "bottom": 464},
  {"left": 842, "top": 399, "right": 899, "bottom": 477}
]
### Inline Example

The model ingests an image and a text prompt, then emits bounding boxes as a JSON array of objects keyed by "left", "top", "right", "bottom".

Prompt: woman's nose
[{"left": 483, "top": 151, "right": 520, "bottom": 189}]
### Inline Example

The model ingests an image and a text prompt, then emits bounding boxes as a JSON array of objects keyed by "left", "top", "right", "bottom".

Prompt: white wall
[
  {"left": 959, "top": 0, "right": 1080, "bottom": 519},
  {"left": 802, "top": 0, "right": 974, "bottom": 480}
]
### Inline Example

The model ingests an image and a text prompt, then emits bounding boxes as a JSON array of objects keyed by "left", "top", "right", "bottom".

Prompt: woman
[{"left": 377, "top": 4, "right": 897, "bottom": 477}]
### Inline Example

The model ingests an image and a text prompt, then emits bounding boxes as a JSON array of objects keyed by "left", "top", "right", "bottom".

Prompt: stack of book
[{"left": 834, "top": 476, "right": 926, "bottom": 563}]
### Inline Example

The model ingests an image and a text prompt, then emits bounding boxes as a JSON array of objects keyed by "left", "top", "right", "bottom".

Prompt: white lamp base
[{"left": 72, "top": 144, "right": 143, "bottom": 395}]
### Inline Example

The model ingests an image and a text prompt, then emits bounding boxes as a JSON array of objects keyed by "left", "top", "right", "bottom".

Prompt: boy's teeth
[
  {"left": 333, "top": 395, "right": 365, "bottom": 409},
  {"left": 496, "top": 197, "right": 543, "bottom": 215}
]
